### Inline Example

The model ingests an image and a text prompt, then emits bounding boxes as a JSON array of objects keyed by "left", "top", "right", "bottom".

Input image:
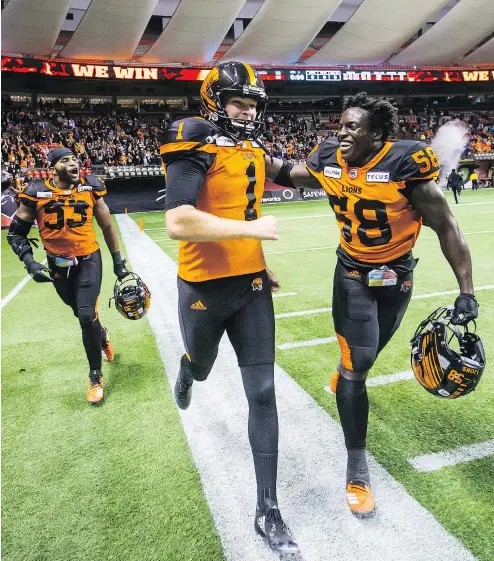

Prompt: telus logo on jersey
[
  {"left": 366, "top": 171, "right": 390, "bottom": 183},
  {"left": 77, "top": 185, "right": 93, "bottom": 192},
  {"left": 324, "top": 166, "right": 342, "bottom": 179},
  {"left": 37, "top": 191, "right": 52, "bottom": 198}
]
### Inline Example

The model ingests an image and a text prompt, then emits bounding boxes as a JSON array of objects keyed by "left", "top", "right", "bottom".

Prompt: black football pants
[{"left": 47, "top": 249, "right": 104, "bottom": 371}]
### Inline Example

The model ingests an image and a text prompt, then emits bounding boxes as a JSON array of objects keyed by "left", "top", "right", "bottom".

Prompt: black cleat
[
  {"left": 174, "top": 356, "right": 193, "bottom": 410},
  {"left": 254, "top": 502, "right": 299, "bottom": 554}
]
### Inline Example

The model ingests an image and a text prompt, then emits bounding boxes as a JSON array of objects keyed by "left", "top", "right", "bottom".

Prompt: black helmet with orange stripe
[
  {"left": 410, "top": 307, "right": 485, "bottom": 399},
  {"left": 200, "top": 61, "right": 267, "bottom": 140}
]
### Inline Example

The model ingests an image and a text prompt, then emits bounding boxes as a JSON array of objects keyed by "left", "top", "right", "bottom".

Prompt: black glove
[
  {"left": 451, "top": 293, "right": 478, "bottom": 325},
  {"left": 112, "top": 251, "right": 131, "bottom": 280},
  {"left": 26, "top": 260, "right": 53, "bottom": 283}
]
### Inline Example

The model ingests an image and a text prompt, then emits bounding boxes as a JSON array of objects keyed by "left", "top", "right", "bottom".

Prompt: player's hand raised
[{"left": 249, "top": 215, "right": 278, "bottom": 241}]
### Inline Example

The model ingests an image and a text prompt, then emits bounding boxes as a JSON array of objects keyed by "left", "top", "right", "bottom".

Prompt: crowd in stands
[
  {"left": 2, "top": 105, "right": 493, "bottom": 183},
  {"left": 2, "top": 108, "right": 169, "bottom": 180}
]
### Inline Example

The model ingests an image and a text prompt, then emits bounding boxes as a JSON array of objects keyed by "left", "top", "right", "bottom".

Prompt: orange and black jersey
[
  {"left": 161, "top": 117, "right": 266, "bottom": 282},
  {"left": 18, "top": 175, "right": 106, "bottom": 257},
  {"left": 306, "top": 138, "right": 440, "bottom": 265}
]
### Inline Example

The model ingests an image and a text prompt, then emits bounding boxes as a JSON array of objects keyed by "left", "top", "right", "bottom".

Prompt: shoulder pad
[
  {"left": 394, "top": 140, "right": 440, "bottom": 182},
  {"left": 163, "top": 117, "right": 219, "bottom": 145},
  {"left": 306, "top": 137, "right": 339, "bottom": 173},
  {"left": 21, "top": 179, "right": 50, "bottom": 198},
  {"left": 82, "top": 174, "right": 106, "bottom": 192}
]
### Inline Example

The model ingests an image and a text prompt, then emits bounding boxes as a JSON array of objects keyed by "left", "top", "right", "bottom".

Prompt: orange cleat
[
  {"left": 329, "top": 369, "right": 340, "bottom": 393},
  {"left": 346, "top": 480, "right": 375, "bottom": 519},
  {"left": 86, "top": 374, "right": 104, "bottom": 405},
  {"left": 101, "top": 327, "right": 114, "bottom": 362}
]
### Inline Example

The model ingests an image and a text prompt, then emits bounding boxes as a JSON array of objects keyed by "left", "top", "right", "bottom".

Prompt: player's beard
[{"left": 57, "top": 165, "right": 80, "bottom": 186}]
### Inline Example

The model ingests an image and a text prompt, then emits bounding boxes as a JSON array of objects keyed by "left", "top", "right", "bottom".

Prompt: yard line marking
[
  {"left": 1, "top": 258, "right": 48, "bottom": 309},
  {"left": 265, "top": 244, "right": 338, "bottom": 255},
  {"left": 272, "top": 291, "right": 297, "bottom": 298},
  {"left": 454, "top": 211, "right": 494, "bottom": 217},
  {"left": 275, "top": 285, "right": 494, "bottom": 320},
  {"left": 408, "top": 440, "right": 494, "bottom": 472},
  {"left": 117, "top": 213, "right": 476, "bottom": 561},
  {"left": 277, "top": 214, "right": 332, "bottom": 221},
  {"left": 325, "top": 370, "right": 415, "bottom": 394},
  {"left": 265, "top": 230, "right": 494, "bottom": 255},
  {"left": 277, "top": 337, "right": 338, "bottom": 350},
  {"left": 276, "top": 307, "right": 331, "bottom": 319}
]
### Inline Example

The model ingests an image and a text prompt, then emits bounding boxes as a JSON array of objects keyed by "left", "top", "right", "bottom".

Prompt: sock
[
  {"left": 335, "top": 376, "right": 369, "bottom": 449},
  {"left": 346, "top": 448, "right": 370, "bottom": 485}
]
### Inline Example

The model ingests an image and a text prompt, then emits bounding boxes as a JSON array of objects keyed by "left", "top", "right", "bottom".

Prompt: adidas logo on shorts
[{"left": 191, "top": 300, "right": 207, "bottom": 311}]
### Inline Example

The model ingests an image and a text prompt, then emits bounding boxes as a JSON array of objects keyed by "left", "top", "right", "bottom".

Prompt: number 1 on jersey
[{"left": 244, "top": 162, "right": 258, "bottom": 221}]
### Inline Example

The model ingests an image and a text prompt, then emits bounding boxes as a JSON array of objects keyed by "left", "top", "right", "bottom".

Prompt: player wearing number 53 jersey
[
  {"left": 266, "top": 92, "right": 478, "bottom": 519},
  {"left": 162, "top": 62, "right": 298, "bottom": 554},
  {"left": 8, "top": 147, "right": 131, "bottom": 405}
]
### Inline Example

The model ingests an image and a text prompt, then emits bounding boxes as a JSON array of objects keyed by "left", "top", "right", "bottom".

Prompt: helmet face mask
[
  {"left": 410, "top": 307, "right": 485, "bottom": 398},
  {"left": 110, "top": 272, "right": 151, "bottom": 320},
  {"left": 200, "top": 62, "right": 267, "bottom": 141}
]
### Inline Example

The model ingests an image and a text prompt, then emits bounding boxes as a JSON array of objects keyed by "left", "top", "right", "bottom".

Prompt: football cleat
[
  {"left": 329, "top": 368, "right": 340, "bottom": 393},
  {"left": 101, "top": 327, "right": 114, "bottom": 362},
  {"left": 86, "top": 371, "right": 104, "bottom": 405},
  {"left": 346, "top": 480, "right": 375, "bottom": 519},
  {"left": 410, "top": 306, "right": 485, "bottom": 399},
  {"left": 254, "top": 501, "right": 299, "bottom": 554},
  {"left": 174, "top": 355, "right": 193, "bottom": 410}
]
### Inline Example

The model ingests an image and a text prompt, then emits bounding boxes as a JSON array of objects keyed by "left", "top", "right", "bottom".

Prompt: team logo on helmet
[
  {"left": 410, "top": 307, "right": 485, "bottom": 399},
  {"left": 110, "top": 272, "right": 151, "bottom": 320}
]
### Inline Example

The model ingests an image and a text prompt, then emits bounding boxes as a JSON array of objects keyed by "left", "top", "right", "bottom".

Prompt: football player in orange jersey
[
  {"left": 266, "top": 92, "right": 478, "bottom": 518},
  {"left": 161, "top": 62, "right": 298, "bottom": 554},
  {"left": 7, "top": 147, "right": 130, "bottom": 405}
]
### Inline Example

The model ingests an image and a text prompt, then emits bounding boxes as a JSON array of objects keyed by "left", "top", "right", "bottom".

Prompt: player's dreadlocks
[{"left": 343, "top": 92, "right": 399, "bottom": 141}]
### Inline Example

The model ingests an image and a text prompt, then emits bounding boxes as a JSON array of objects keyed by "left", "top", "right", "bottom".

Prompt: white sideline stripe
[
  {"left": 325, "top": 371, "right": 415, "bottom": 394},
  {"left": 117, "top": 214, "right": 477, "bottom": 561},
  {"left": 272, "top": 291, "right": 297, "bottom": 298},
  {"left": 265, "top": 230, "right": 494, "bottom": 255},
  {"left": 408, "top": 440, "right": 494, "bottom": 473},
  {"left": 275, "top": 285, "right": 494, "bottom": 320},
  {"left": 277, "top": 337, "right": 338, "bottom": 350},
  {"left": 1, "top": 258, "right": 48, "bottom": 309}
]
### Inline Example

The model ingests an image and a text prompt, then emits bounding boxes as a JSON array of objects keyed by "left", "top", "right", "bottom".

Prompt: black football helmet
[
  {"left": 110, "top": 272, "right": 151, "bottom": 320},
  {"left": 200, "top": 61, "right": 267, "bottom": 140},
  {"left": 410, "top": 307, "right": 485, "bottom": 399}
]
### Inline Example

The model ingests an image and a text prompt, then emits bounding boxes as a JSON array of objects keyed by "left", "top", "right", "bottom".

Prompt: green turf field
[
  {"left": 1, "top": 222, "right": 223, "bottom": 561},
  {"left": 2, "top": 189, "right": 493, "bottom": 561}
]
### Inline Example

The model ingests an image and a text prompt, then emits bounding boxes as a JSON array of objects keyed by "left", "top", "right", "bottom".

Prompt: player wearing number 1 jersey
[
  {"left": 7, "top": 148, "right": 130, "bottom": 404},
  {"left": 161, "top": 61, "right": 298, "bottom": 554},
  {"left": 266, "top": 92, "right": 478, "bottom": 518}
]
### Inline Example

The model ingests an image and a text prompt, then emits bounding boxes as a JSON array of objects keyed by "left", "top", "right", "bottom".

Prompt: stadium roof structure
[{"left": 1, "top": 0, "right": 493, "bottom": 67}]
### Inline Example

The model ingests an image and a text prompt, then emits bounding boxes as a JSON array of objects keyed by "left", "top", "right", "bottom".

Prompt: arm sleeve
[{"left": 164, "top": 156, "right": 209, "bottom": 211}]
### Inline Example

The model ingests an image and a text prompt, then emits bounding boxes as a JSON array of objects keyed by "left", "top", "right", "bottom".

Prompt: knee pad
[
  {"left": 185, "top": 353, "right": 217, "bottom": 382},
  {"left": 351, "top": 345, "right": 377, "bottom": 373},
  {"left": 78, "top": 306, "right": 97, "bottom": 325}
]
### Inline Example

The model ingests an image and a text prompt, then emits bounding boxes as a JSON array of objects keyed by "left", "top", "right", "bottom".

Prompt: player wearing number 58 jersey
[
  {"left": 266, "top": 92, "right": 478, "bottom": 519},
  {"left": 8, "top": 148, "right": 131, "bottom": 405},
  {"left": 162, "top": 61, "right": 298, "bottom": 554}
]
